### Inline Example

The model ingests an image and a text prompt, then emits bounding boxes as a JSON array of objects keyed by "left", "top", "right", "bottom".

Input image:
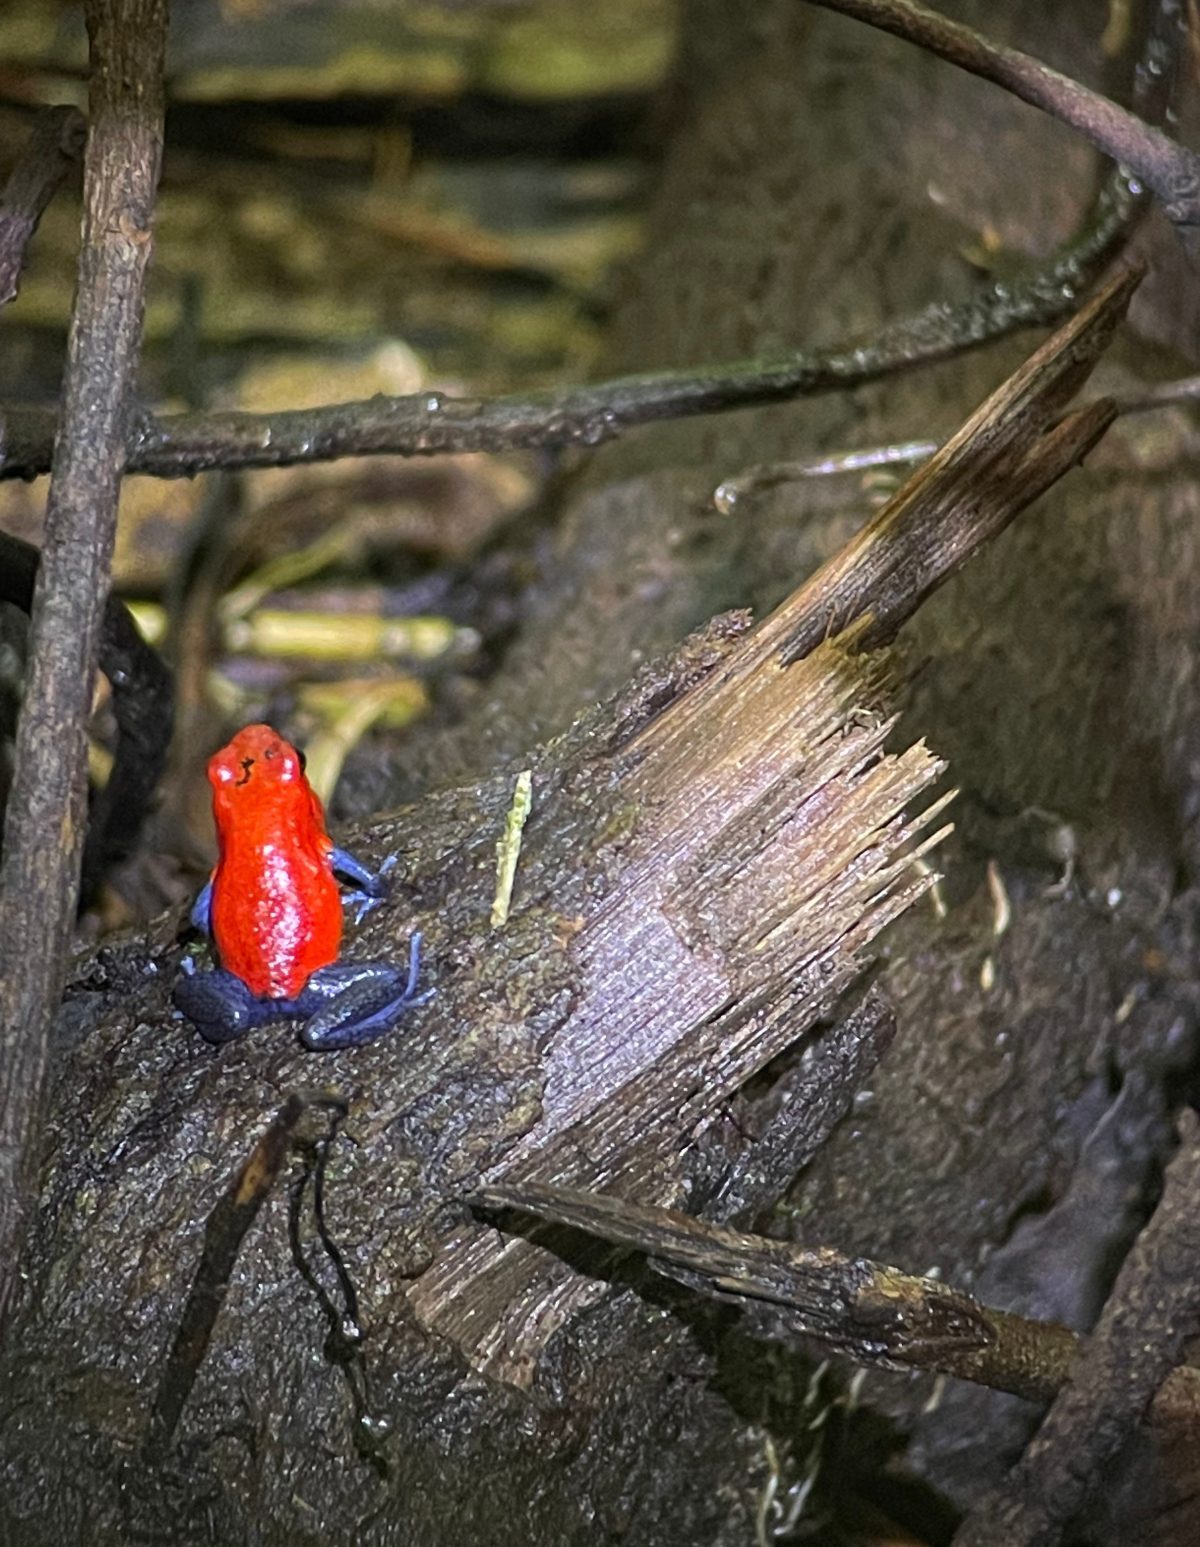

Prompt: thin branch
[
  {"left": 473, "top": 1181, "right": 1200, "bottom": 1437},
  {"left": 0, "top": 105, "right": 86, "bottom": 308},
  {"left": 952, "top": 1111, "right": 1200, "bottom": 1547},
  {"left": 0, "top": 168, "right": 1139, "bottom": 481},
  {"left": 711, "top": 375, "right": 1200, "bottom": 511},
  {"left": 803, "top": 0, "right": 1200, "bottom": 225},
  {"left": 0, "top": 0, "right": 167, "bottom": 1329}
]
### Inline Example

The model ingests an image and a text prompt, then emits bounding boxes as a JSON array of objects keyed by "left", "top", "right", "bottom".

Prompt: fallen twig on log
[{"left": 471, "top": 1178, "right": 1200, "bottom": 1435}]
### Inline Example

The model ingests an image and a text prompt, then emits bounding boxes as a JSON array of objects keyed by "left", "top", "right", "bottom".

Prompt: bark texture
[{"left": 3, "top": 3, "right": 1199, "bottom": 1544}]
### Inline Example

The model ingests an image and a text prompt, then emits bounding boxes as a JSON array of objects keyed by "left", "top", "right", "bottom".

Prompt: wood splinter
[{"left": 405, "top": 270, "right": 1140, "bottom": 1384}]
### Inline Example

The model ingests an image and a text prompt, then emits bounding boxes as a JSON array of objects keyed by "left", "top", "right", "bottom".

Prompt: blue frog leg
[
  {"left": 329, "top": 847, "right": 398, "bottom": 925},
  {"left": 190, "top": 879, "right": 214, "bottom": 936},
  {"left": 173, "top": 957, "right": 291, "bottom": 1045},
  {"left": 295, "top": 932, "right": 430, "bottom": 1051}
]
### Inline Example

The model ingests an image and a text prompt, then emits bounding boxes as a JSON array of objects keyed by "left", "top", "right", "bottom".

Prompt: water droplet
[
  {"left": 579, "top": 409, "right": 619, "bottom": 446},
  {"left": 713, "top": 481, "right": 739, "bottom": 514},
  {"left": 341, "top": 1315, "right": 363, "bottom": 1343},
  {"left": 423, "top": 393, "right": 443, "bottom": 414}
]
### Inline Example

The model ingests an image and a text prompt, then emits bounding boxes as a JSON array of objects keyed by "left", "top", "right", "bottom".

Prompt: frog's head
[{"left": 209, "top": 723, "right": 307, "bottom": 795}]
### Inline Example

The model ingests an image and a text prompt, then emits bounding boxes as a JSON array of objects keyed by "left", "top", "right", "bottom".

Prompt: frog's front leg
[
  {"left": 173, "top": 957, "right": 283, "bottom": 1045},
  {"left": 190, "top": 878, "right": 214, "bottom": 935},
  {"left": 329, "top": 847, "right": 397, "bottom": 924},
  {"left": 293, "top": 932, "right": 429, "bottom": 1050}
]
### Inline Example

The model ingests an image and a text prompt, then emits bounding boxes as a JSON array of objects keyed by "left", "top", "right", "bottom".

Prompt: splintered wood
[
  {"left": 408, "top": 627, "right": 951, "bottom": 1379},
  {"left": 405, "top": 269, "right": 1138, "bottom": 1385}
]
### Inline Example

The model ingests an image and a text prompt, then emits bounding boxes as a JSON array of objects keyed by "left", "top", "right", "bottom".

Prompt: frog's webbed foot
[
  {"left": 296, "top": 931, "right": 431, "bottom": 1050},
  {"left": 331, "top": 847, "right": 398, "bottom": 925}
]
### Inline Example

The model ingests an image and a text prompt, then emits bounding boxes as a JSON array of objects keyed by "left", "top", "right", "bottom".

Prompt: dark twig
[
  {"left": 0, "top": 0, "right": 167, "bottom": 1329},
  {"left": 0, "top": 168, "right": 1138, "bottom": 481},
  {"left": 0, "top": 105, "right": 86, "bottom": 308},
  {"left": 473, "top": 1182, "right": 1200, "bottom": 1435},
  {"left": 145, "top": 1095, "right": 308, "bottom": 1456},
  {"left": 0, "top": 532, "right": 174, "bottom": 903},
  {"left": 952, "top": 1111, "right": 1200, "bottom": 1547},
  {"left": 712, "top": 375, "right": 1200, "bottom": 511},
  {"left": 803, "top": 0, "right": 1200, "bottom": 225}
]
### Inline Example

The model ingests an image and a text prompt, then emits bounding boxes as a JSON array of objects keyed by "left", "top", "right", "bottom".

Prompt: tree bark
[{"left": 2, "top": 3, "right": 1199, "bottom": 1544}]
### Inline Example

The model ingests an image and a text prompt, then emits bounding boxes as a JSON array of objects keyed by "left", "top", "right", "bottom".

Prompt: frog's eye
[{"left": 263, "top": 742, "right": 294, "bottom": 777}]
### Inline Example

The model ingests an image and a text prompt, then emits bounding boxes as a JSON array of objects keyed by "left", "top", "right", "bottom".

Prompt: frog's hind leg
[
  {"left": 297, "top": 932, "right": 430, "bottom": 1051},
  {"left": 173, "top": 961, "right": 283, "bottom": 1045}
]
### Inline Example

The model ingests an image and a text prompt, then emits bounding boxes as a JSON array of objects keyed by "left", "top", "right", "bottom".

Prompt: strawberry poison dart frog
[{"left": 173, "top": 723, "right": 428, "bottom": 1050}]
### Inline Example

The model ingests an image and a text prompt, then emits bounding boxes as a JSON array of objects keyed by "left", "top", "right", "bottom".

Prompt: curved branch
[
  {"left": 803, "top": 0, "right": 1200, "bottom": 224},
  {"left": 0, "top": 105, "right": 86, "bottom": 308},
  {"left": 0, "top": 170, "right": 1138, "bottom": 481}
]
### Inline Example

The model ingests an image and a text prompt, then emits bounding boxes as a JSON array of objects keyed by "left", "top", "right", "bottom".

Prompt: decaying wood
[
  {"left": 396, "top": 274, "right": 1133, "bottom": 1383},
  {"left": 406, "top": 624, "right": 952, "bottom": 1381},
  {"left": 0, "top": 267, "right": 1133, "bottom": 1542}
]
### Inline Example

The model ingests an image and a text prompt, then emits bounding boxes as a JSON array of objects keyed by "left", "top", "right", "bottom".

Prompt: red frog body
[
  {"left": 208, "top": 724, "right": 342, "bottom": 998},
  {"left": 174, "top": 723, "right": 428, "bottom": 1050}
]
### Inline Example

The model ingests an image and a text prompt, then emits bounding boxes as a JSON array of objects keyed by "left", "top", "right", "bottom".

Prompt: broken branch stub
[
  {"left": 763, "top": 265, "right": 1136, "bottom": 664},
  {"left": 472, "top": 1180, "right": 1200, "bottom": 1442},
  {"left": 402, "top": 274, "right": 1134, "bottom": 1387}
]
